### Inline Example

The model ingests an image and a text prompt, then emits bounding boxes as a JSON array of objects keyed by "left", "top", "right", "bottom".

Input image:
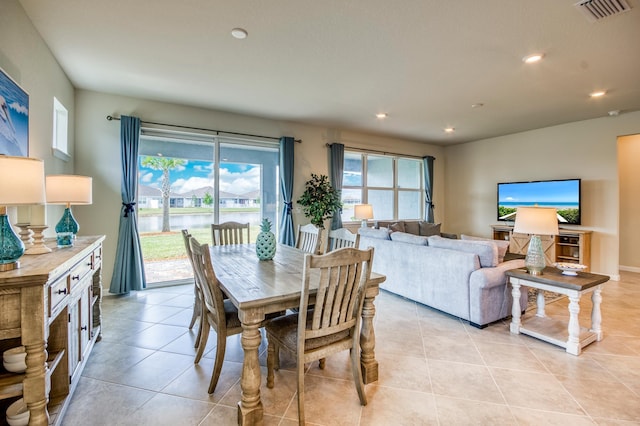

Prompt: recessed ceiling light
[
  {"left": 590, "top": 90, "right": 606, "bottom": 98},
  {"left": 444, "top": 127, "right": 455, "bottom": 133},
  {"left": 376, "top": 113, "right": 388, "bottom": 119},
  {"left": 471, "top": 103, "right": 484, "bottom": 108},
  {"left": 231, "top": 28, "right": 248, "bottom": 39},
  {"left": 523, "top": 53, "right": 544, "bottom": 64}
]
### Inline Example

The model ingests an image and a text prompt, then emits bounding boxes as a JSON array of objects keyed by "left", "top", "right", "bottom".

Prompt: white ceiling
[{"left": 18, "top": 0, "right": 640, "bottom": 145}]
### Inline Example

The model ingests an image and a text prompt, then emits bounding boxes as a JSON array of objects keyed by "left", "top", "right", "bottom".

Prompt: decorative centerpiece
[
  {"left": 554, "top": 262, "right": 587, "bottom": 276},
  {"left": 256, "top": 218, "right": 276, "bottom": 260}
]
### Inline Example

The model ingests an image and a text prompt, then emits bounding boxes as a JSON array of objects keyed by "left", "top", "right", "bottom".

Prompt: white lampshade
[
  {"left": 46, "top": 175, "right": 93, "bottom": 205},
  {"left": 513, "top": 207, "right": 559, "bottom": 236},
  {"left": 354, "top": 204, "right": 374, "bottom": 220},
  {"left": 0, "top": 156, "right": 46, "bottom": 206}
]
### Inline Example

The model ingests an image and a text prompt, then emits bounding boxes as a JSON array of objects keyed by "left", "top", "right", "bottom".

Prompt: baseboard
[{"left": 619, "top": 265, "right": 640, "bottom": 274}]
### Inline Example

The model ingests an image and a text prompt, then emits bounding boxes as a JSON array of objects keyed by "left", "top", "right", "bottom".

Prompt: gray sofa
[{"left": 359, "top": 227, "right": 527, "bottom": 328}]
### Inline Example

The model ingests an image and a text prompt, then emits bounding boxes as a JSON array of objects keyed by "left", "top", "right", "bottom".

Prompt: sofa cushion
[
  {"left": 358, "top": 227, "right": 391, "bottom": 240},
  {"left": 461, "top": 234, "right": 510, "bottom": 263},
  {"left": 419, "top": 222, "right": 442, "bottom": 237},
  {"left": 388, "top": 222, "right": 406, "bottom": 233},
  {"left": 404, "top": 221, "right": 420, "bottom": 235},
  {"left": 390, "top": 231, "right": 428, "bottom": 246},
  {"left": 427, "top": 235, "right": 498, "bottom": 267}
]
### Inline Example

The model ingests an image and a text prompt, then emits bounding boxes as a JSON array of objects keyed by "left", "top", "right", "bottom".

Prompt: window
[
  {"left": 137, "top": 129, "right": 279, "bottom": 285},
  {"left": 340, "top": 152, "right": 423, "bottom": 222},
  {"left": 52, "top": 97, "right": 70, "bottom": 161}
]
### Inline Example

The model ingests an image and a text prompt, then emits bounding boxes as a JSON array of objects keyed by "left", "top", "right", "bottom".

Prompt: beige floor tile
[
  {"left": 199, "top": 405, "right": 283, "bottom": 426},
  {"left": 491, "top": 367, "right": 586, "bottom": 415},
  {"left": 422, "top": 333, "right": 486, "bottom": 365},
  {"left": 360, "top": 385, "right": 437, "bottom": 425},
  {"left": 510, "top": 406, "right": 597, "bottom": 425},
  {"left": 429, "top": 359, "right": 505, "bottom": 403},
  {"left": 475, "top": 340, "right": 548, "bottom": 372},
  {"left": 126, "top": 393, "right": 215, "bottom": 425},
  {"left": 434, "top": 395, "right": 516, "bottom": 425},
  {"left": 120, "top": 322, "right": 187, "bottom": 350},
  {"left": 559, "top": 377, "right": 640, "bottom": 422},
  {"left": 161, "top": 357, "right": 242, "bottom": 402},
  {"left": 113, "top": 350, "right": 194, "bottom": 391},
  {"left": 373, "top": 351, "right": 431, "bottom": 393}
]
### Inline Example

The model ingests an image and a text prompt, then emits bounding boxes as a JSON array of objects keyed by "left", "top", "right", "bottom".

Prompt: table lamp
[
  {"left": 354, "top": 204, "right": 374, "bottom": 228},
  {"left": 0, "top": 156, "right": 46, "bottom": 271},
  {"left": 513, "top": 206, "right": 559, "bottom": 276},
  {"left": 45, "top": 175, "right": 92, "bottom": 247}
]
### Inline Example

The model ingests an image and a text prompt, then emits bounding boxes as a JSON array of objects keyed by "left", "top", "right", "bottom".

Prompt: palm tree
[{"left": 141, "top": 156, "right": 186, "bottom": 232}]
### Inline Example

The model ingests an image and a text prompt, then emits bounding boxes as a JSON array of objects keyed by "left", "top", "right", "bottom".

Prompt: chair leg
[
  {"left": 194, "top": 298, "right": 204, "bottom": 348},
  {"left": 267, "top": 339, "right": 275, "bottom": 389},
  {"left": 208, "top": 331, "right": 227, "bottom": 394},
  {"left": 194, "top": 321, "right": 210, "bottom": 364},
  {"left": 350, "top": 347, "right": 367, "bottom": 406},
  {"left": 188, "top": 292, "right": 199, "bottom": 330},
  {"left": 297, "top": 361, "right": 305, "bottom": 426},
  {"left": 319, "top": 358, "right": 326, "bottom": 369}
]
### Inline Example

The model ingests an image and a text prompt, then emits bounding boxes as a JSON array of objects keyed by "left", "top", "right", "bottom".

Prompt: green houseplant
[{"left": 297, "top": 174, "right": 342, "bottom": 229}]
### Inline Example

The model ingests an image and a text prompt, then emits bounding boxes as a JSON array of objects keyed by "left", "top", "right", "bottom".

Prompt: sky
[
  {"left": 139, "top": 159, "right": 260, "bottom": 195},
  {"left": 498, "top": 179, "right": 580, "bottom": 203}
]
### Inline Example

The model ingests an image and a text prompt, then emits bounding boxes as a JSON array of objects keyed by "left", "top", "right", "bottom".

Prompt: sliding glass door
[{"left": 137, "top": 130, "right": 279, "bottom": 286}]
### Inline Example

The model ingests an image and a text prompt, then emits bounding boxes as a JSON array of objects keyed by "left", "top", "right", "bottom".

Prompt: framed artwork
[{"left": 0, "top": 67, "right": 29, "bottom": 157}]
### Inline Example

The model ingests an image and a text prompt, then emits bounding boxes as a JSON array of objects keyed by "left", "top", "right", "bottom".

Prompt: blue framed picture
[{"left": 0, "top": 67, "right": 29, "bottom": 157}]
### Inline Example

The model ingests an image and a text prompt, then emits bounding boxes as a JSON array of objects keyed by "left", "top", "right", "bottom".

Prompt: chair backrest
[
  {"left": 211, "top": 221, "right": 250, "bottom": 246},
  {"left": 298, "top": 247, "right": 374, "bottom": 346},
  {"left": 324, "top": 228, "right": 360, "bottom": 253},
  {"left": 295, "top": 223, "right": 321, "bottom": 254},
  {"left": 181, "top": 229, "right": 194, "bottom": 268},
  {"left": 189, "top": 237, "right": 226, "bottom": 329}
]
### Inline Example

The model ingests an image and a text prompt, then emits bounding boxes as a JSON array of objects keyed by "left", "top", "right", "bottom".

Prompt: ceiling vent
[{"left": 575, "top": 0, "right": 632, "bottom": 22}]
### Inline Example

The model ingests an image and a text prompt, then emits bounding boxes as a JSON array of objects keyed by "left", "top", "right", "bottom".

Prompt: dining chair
[
  {"left": 295, "top": 223, "right": 321, "bottom": 254},
  {"left": 265, "top": 246, "right": 374, "bottom": 425},
  {"left": 211, "top": 221, "right": 250, "bottom": 246},
  {"left": 189, "top": 236, "right": 243, "bottom": 394},
  {"left": 181, "top": 229, "right": 203, "bottom": 347},
  {"left": 324, "top": 227, "right": 360, "bottom": 253}
]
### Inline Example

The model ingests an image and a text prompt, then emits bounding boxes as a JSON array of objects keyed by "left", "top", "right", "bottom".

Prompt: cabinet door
[
  {"left": 79, "top": 285, "right": 92, "bottom": 358},
  {"left": 68, "top": 299, "right": 80, "bottom": 378}
]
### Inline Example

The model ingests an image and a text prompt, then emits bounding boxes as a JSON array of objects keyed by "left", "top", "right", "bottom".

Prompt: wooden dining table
[{"left": 208, "top": 243, "right": 386, "bottom": 426}]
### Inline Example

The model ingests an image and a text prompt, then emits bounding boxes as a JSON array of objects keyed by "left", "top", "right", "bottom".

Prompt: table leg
[
  {"left": 360, "top": 287, "right": 379, "bottom": 384},
  {"left": 510, "top": 280, "right": 522, "bottom": 334},
  {"left": 237, "top": 310, "right": 264, "bottom": 426},
  {"left": 566, "top": 295, "right": 581, "bottom": 355},
  {"left": 591, "top": 286, "right": 603, "bottom": 341},
  {"left": 536, "top": 290, "right": 546, "bottom": 317}
]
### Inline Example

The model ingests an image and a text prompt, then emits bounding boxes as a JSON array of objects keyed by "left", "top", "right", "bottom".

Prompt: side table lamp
[
  {"left": 45, "top": 175, "right": 93, "bottom": 248},
  {"left": 0, "top": 156, "right": 46, "bottom": 271},
  {"left": 513, "top": 206, "right": 559, "bottom": 276},
  {"left": 354, "top": 204, "right": 374, "bottom": 229}
]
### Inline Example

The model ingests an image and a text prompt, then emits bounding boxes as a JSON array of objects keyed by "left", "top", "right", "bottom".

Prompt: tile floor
[{"left": 62, "top": 272, "right": 640, "bottom": 425}]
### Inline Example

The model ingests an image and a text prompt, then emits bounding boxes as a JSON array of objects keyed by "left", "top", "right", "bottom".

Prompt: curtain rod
[
  {"left": 326, "top": 143, "right": 432, "bottom": 160},
  {"left": 106, "top": 115, "right": 301, "bottom": 143}
]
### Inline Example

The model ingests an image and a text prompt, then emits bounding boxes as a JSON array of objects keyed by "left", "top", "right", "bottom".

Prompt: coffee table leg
[
  {"left": 238, "top": 311, "right": 264, "bottom": 426},
  {"left": 510, "top": 279, "right": 522, "bottom": 334},
  {"left": 566, "top": 295, "right": 581, "bottom": 355},
  {"left": 536, "top": 290, "right": 546, "bottom": 317},
  {"left": 360, "top": 288, "right": 378, "bottom": 384},
  {"left": 591, "top": 287, "right": 603, "bottom": 341}
]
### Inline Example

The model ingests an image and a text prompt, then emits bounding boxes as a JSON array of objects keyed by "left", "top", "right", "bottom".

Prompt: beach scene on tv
[{"left": 498, "top": 179, "right": 581, "bottom": 225}]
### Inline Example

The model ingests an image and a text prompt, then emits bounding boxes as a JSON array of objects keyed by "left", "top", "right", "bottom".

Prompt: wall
[
  {"left": 444, "top": 111, "right": 640, "bottom": 278},
  {"left": 618, "top": 134, "right": 640, "bottom": 271},
  {"left": 0, "top": 0, "right": 76, "bottom": 225},
  {"left": 73, "top": 90, "right": 444, "bottom": 287}
]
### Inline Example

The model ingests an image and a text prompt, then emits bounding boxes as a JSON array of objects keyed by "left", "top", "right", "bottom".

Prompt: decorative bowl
[
  {"left": 554, "top": 262, "right": 587, "bottom": 276},
  {"left": 6, "top": 398, "right": 29, "bottom": 426},
  {"left": 3, "top": 347, "right": 26, "bottom": 373}
]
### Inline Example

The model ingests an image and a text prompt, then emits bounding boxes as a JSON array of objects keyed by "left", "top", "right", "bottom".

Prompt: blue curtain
[
  {"left": 109, "top": 116, "right": 146, "bottom": 294},
  {"left": 278, "top": 136, "right": 295, "bottom": 246},
  {"left": 423, "top": 156, "right": 435, "bottom": 223},
  {"left": 329, "top": 143, "right": 344, "bottom": 230}
]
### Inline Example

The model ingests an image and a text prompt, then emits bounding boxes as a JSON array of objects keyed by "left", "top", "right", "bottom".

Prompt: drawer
[
  {"left": 69, "top": 255, "right": 93, "bottom": 290},
  {"left": 49, "top": 276, "right": 69, "bottom": 317}
]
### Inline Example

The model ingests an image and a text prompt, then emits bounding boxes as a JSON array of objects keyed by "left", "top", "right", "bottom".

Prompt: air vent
[{"left": 575, "top": 0, "right": 632, "bottom": 22}]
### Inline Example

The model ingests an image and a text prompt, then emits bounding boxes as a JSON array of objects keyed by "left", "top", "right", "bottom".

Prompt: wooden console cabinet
[
  {"left": 491, "top": 225, "right": 591, "bottom": 270},
  {"left": 0, "top": 235, "right": 105, "bottom": 425}
]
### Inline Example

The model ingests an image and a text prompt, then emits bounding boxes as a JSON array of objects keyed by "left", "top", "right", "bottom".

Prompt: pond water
[{"left": 138, "top": 212, "right": 263, "bottom": 233}]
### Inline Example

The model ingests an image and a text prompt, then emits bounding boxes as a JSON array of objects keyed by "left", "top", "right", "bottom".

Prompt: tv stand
[{"left": 491, "top": 225, "right": 591, "bottom": 270}]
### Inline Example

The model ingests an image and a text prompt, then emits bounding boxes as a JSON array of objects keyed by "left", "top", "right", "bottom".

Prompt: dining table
[{"left": 208, "top": 243, "right": 386, "bottom": 426}]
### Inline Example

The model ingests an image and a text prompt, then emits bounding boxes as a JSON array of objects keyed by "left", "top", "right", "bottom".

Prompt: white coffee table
[{"left": 506, "top": 267, "right": 609, "bottom": 355}]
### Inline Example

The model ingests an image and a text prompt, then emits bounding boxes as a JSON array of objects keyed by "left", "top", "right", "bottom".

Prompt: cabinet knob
[
  {"left": 71, "top": 274, "right": 80, "bottom": 281},
  {"left": 81, "top": 326, "right": 88, "bottom": 331},
  {"left": 57, "top": 288, "right": 68, "bottom": 295}
]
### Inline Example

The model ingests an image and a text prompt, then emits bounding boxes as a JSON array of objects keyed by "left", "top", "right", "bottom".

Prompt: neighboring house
[{"left": 137, "top": 185, "right": 162, "bottom": 209}]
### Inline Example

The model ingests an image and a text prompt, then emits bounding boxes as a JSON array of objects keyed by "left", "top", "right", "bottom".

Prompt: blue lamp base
[
  {"left": 55, "top": 207, "right": 79, "bottom": 248},
  {"left": 0, "top": 213, "right": 25, "bottom": 271}
]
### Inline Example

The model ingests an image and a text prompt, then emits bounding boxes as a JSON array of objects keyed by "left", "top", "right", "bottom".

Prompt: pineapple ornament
[{"left": 256, "top": 218, "right": 277, "bottom": 260}]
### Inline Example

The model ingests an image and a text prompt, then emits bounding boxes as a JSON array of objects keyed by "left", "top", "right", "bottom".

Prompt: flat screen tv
[{"left": 497, "top": 178, "right": 581, "bottom": 225}]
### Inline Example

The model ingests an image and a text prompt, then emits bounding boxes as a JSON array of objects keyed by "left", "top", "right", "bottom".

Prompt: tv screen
[{"left": 497, "top": 178, "right": 581, "bottom": 225}]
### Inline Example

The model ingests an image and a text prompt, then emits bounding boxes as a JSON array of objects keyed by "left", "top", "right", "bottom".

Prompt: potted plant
[{"left": 297, "top": 173, "right": 342, "bottom": 229}]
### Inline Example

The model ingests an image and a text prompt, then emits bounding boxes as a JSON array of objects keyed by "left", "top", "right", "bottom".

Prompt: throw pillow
[
  {"left": 404, "top": 221, "right": 420, "bottom": 235},
  {"left": 461, "top": 234, "right": 510, "bottom": 263},
  {"left": 388, "top": 222, "right": 406, "bottom": 233},
  {"left": 390, "top": 231, "right": 428, "bottom": 246},
  {"left": 358, "top": 227, "right": 391, "bottom": 240},
  {"left": 427, "top": 235, "right": 499, "bottom": 267},
  {"left": 419, "top": 222, "right": 441, "bottom": 237}
]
